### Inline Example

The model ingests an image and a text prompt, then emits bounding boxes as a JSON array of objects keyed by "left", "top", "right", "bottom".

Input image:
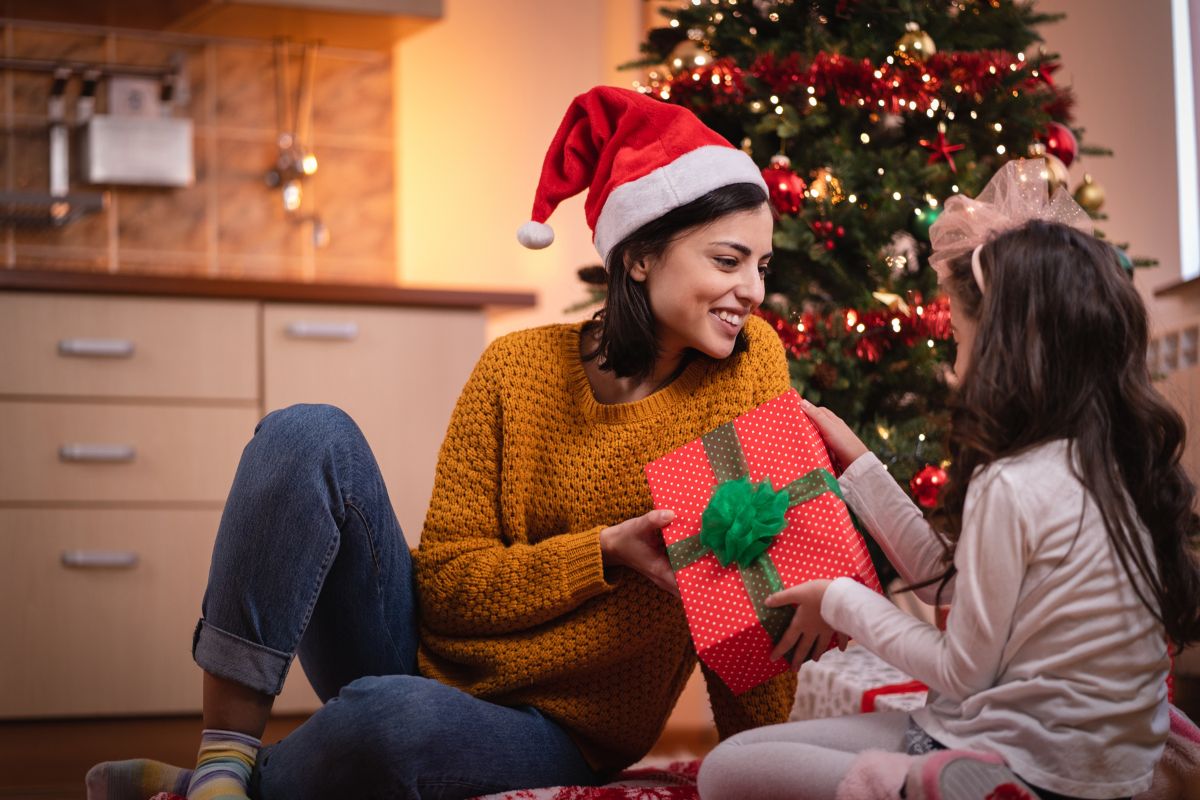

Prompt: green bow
[{"left": 701, "top": 475, "right": 791, "bottom": 568}]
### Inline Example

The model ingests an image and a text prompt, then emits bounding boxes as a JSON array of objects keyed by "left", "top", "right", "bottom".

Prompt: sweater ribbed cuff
[{"left": 559, "top": 526, "right": 612, "bottom": 604}]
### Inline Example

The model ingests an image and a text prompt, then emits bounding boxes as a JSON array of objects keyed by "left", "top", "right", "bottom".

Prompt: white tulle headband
[{"left": 928, "top": 158, "right": 1094, "bottom": 293}]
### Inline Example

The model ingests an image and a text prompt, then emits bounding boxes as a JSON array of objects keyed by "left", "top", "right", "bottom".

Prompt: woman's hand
[
  {"left": 764, "top": 579, "right": 847, "bottom": 670},
  {"left": 599, "top": 509, "right": 680, "bottom": 596},
  {"left": 801, "top": 398, "right": 869, "bottom": 473}
]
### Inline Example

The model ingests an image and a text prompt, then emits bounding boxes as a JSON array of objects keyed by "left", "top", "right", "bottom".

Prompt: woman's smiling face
[{"left": 629, "top": 203, "right": 774, "bottom": 361}]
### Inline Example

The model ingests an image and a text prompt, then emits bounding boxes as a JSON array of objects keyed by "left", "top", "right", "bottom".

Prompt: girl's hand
[
  {"left": 765, "top": 579, "right": 847, "bottom": 670},
  {"left": 599, "top": 509, "right": 680, "bottom": 596},
  {"left": 801, "top": 398, "right": 869, "bottom": 473}
]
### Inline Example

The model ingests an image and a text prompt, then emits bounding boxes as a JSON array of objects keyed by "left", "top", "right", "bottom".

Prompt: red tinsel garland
[
  {"left": 652, "top": 49, "right": 1070, "bottom": 123},
  {"left": 755, "top": 295, "right": 952, "bottom": 364}
]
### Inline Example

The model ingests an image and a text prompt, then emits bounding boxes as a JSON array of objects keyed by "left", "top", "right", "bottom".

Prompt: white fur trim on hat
[
  {"left": 593, "top": 145, "right": 767, "bottom": 263},
  {"left": 517, "top": 220, "right": 555, "bottom": 249}
]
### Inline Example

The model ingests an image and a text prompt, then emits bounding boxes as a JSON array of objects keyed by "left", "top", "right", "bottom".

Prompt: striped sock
[
  {"left": 85, "top": 759, "right": 191, "bottom": 800},
  {"left": 185, "top": 729, "right": 260, "bottom": 800}
]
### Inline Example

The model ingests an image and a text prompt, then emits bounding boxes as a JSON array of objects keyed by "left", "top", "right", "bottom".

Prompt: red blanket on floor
[{"left": 146, "top": 706, "right": 1200, "bottom": 800}]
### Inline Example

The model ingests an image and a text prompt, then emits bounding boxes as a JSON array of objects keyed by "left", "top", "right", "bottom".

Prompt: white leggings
[{"left": 696, "top": 711, "right": 911, "bottom": 800}]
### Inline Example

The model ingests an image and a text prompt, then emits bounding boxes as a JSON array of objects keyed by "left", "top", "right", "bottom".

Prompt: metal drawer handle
[
  {"left": 61, "top": 550, "right": 139, "bottom": 569},
  {"left": 284, "top": 321, "right": 359, "bottom": 341},
  {"left": 59, "top": 444, "right": 137, "bottom": 463},
  {"left": 58, "top": 338, "right": 136, "bottom": 358}
]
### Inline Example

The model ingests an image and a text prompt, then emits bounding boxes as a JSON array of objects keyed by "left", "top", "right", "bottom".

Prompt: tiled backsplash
[{"left": 1, "top": 21, "right": 395, "bottom": 284}]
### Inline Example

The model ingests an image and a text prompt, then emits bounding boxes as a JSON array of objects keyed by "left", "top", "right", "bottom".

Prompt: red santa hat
[{"left": 516, "top": 85, "right": 767, "bottom": 265}]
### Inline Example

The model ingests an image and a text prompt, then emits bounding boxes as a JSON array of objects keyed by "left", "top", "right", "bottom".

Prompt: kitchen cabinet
[{"left": 0, "top": 273, "right": 533, "bottom": 718}]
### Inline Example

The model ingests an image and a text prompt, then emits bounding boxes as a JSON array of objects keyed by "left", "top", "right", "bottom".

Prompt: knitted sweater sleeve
[{"left": 414, "top": 338, "right": 612, "bottom": 637}]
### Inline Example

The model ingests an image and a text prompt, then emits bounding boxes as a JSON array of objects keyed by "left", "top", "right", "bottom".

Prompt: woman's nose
[{"left": 734, "top": 264, "right": 765, "bottom": 306}]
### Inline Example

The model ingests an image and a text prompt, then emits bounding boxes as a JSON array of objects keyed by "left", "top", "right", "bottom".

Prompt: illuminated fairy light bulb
[
  {"left": 860, "top": 132, "right": 871, "bottom": 144},
  {"left": 877, "top": 425, "right": 891, "bottom": 440},
  {"left": 878, "top": 167, "right": 886, "bottom": 175},
  {"left": 926, "top": 339, "right": 935, "bottom": 348},
  {"left": 807, "top": 86, "right": 816, "bottom": 95},
  {"left": 926, "top": 109, "right": 935, "bottom": 118},
  {"left": 847, "top": 193, "right": 857, "bottom": 203},
  {"left": 988, "top": 65, "right": 997, "bottom": 74},
  {"left": 918, "top": 433, "right": 927, "bottom": 442},
  {"left": 954, "top": 84, "right": 963, "bottom": 93},
  {"left": 846, "top": 310, "right": 858, "bottom": 326},
  {"left": 946, "top": 111, "right": 956, "bottom": 120},
  {"left": 916, "top": 305, "right": 925, "bottom": 316},
  {"left": 921, "top": 73, "right": 931, "bottom": 83},
  {"left": 886, "top": 55, "right": 895, "bottom": 65},
  {"left": 769, "top": 94, "right": 779, "bottom": 104},
  {"left": 993, "top": 122, "right": 1003, "bottom": 132},
  {"left": 301, "top": 152, "right": 318, "bottom": 175},
  {"left": 926, "top": 195, "right": 939, "bottom": 207},
  {"left": 970, "top": 110, "right": 978, "bottom": 119},
  {"left": 1018, "top": 51, "right": 1026, "bottom": 61},
  {"left": 808, "top": 96, "right": 818, "bottom": 107},
  {"left": 775, "top": 105, "right": 784, "bottom": 114},
  {"left": 670, "top": 18, "right": 680, "bottom": 27},
  {"left": 856, "top": 323, "right": 866, "bottom": 333},
  {"left": 892, "top": 191, "right": 902, "bottom": 201},
  {"left": 891, "top": 318, "right": 902, "bottom": 333},
  {"left": 996, "top": 144, "right": 1007, "bottom": 154},
  {"left": 931, "top": 99, "right": 940, "bottom": 110},
  {"left": 873, "top": 69, "right": 883, "bottom": 79},
  {"left": 695, "top": 55, "right": 708, "bottom": 66},
  {"left": 951, "top": 184, "right": 959, "bottom": 192}
]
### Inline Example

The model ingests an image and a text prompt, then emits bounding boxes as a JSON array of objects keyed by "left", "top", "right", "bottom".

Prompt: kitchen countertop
[{"left": 0, "top": 269, "right": 537, "bottom": 310}]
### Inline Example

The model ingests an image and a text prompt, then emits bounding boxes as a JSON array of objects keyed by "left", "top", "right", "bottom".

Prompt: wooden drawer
[
  {"left": 263, "top": 303, "right": 483, "bottom": 542},
  {"left": 0, "top": 401, "right": 259, "bottom": 503},
  {"left": 0, "top": 293, "right": 257, "bottom": 401},
  {"left": 0, "top": 508, "right": 319, "bottom": 717}
]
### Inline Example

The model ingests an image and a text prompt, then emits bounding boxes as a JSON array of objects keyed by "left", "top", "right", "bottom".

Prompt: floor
[
  {"left": 3, "top": 678, "right": 1196, "bottom": 800},
  {"left": 0, "top": 714, "right": 715, "bottom": 800}
]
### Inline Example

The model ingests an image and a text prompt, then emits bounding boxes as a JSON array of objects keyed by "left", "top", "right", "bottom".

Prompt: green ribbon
[{"left": 666, "top": 420, "right": 852, "bottom": 644}]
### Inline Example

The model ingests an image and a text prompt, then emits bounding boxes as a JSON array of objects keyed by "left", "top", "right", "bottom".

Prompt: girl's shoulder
[{"left": 969, "top": 439, "right": 1081, "bottom": 509}]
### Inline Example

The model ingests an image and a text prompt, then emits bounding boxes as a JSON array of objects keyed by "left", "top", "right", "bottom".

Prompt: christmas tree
[{"left": 604, "top": 0, "right": 1125, "bottom": 516}]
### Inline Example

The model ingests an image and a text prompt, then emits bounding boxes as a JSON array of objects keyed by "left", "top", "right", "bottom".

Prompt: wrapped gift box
[
  {"left": 790, "top": 643, "right": 928, "bottom": 720},
  {"left": 644, "top": 389, "right": 881, "bottom": 694}
]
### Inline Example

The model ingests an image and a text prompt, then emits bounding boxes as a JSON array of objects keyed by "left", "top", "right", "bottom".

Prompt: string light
[
  {"left": 808, "top": 96, "right": 818, "bottom": 107},
  {"left": 892, "top": 191, "right": 902, "bottom": 200},
  {"left": 996, "top": 144, "right": 1006, "bottom": 154},
  {"left": 860, "top": 132, "right": 871, "bottom": 143},
  {"left": 847, "top": 193, "right": 858, "bottom": 203},
  {"left": 918, "top": 433, "right": 927, "bottom": 442},
  {"left": 993, "top": 122, "right": 1003, "bottom": 132}
]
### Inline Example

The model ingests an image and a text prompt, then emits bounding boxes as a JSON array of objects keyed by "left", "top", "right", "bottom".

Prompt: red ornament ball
[
  {"left": 762, "top": 154, "right": 807, "bottom": 216},
  {"left": 1040, "top": 122, "right": 1078, "bottom": 168},
  {"left": 910, "top": 464, "right": 948, "bottom": 509}
]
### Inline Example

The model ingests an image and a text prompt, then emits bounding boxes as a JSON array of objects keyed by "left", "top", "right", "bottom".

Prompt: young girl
[{"left": 698, "top": 159, "right": 1200, "bottom": 800}]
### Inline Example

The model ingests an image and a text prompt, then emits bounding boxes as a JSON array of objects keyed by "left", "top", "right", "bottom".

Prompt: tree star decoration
[{"left": 920, "top": 125, "right": 965, "bottom": 173}]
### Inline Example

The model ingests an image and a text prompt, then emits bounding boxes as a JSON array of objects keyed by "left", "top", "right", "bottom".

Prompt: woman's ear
[{"left": 627, "top": 254, "right": 650, "bottom": 283}]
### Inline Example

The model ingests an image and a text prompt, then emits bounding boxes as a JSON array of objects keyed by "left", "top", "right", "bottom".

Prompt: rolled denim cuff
[{"left": 192, "top": 618, "right": 293, "bottom": 696}]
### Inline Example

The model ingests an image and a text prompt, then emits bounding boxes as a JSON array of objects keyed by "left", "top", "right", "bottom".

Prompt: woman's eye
[
  {"left": 715, "top": 257, "right": 739, "bottom": 268},
  {"left": 758, "top": 264, "right": 772, "bottom": 278}
]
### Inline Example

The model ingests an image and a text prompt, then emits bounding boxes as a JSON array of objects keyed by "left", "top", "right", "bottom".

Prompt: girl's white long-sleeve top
[{"left": 822, "top": 441, "right": 1168, "bottom": 798}]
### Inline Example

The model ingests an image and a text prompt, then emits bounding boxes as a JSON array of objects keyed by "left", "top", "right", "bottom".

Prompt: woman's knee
[
  {"left": 255, "top": 403, "right": 364, "bottom": 449},
  {"left": 322, "top": 675, "right": 445, "bottom": 776},
  {"left": 697, "top": 739, "right": 750, "bottom": 800}
]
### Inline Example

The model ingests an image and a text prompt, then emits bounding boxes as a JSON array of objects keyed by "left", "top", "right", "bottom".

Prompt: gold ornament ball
[
  {"left": 1039, "top": 153, "right": 1070, "bottom": 195},
  {"left": 896, "top": 22, "right": 936, "bottom": 60},
  {"left": 1073, "top": 174, "right": 1105, "bottom": 212},
  {"left": 809, "top": 167, "right": 845, "bottom": 204}
]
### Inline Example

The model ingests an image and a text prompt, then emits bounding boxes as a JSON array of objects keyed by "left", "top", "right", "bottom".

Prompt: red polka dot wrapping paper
[{"left": 644, "top": 389, "right": 882, "bottom": 695}]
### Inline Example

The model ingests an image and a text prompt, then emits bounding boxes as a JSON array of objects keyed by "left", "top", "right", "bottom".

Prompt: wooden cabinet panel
[
  {"left": 0, "top": 294, "right": 257, "bottom": 401},
  {"left": 262, "top": 303, "right": 483, "bottom": 542},
  {"left": 0, "top": 402, "right": 259, "bottom": 503},
  {"left": 0, "top": 508, "right": 318, "bottom": 717}
]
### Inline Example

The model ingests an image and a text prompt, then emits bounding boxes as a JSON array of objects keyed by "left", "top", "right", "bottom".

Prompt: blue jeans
[{"left": 193, "top": 404, "right": 602, "bottom": 799}]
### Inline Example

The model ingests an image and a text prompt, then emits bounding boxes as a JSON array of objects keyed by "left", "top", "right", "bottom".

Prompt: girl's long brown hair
[{"left": 934, "top": 219, "right": 1200, "bottom": 649}]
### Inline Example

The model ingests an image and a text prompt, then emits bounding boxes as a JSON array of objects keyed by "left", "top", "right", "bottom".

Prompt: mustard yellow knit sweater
[{"left": 413, "top": 314, "right": 797, "bottom": 773}]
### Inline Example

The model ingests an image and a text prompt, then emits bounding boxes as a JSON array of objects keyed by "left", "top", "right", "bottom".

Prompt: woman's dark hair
[
  {"left": 582, "top": 182, "right": 769, "bottom": 381},
  {"left": 930, "top": 219, "right": 1200, "bottom": 649}
]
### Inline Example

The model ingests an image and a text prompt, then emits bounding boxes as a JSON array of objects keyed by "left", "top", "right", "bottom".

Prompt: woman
[{"left": 88, "top": 86, "right": 798, "bottom": 800}]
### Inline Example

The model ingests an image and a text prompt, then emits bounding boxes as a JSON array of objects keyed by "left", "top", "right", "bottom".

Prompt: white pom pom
[{"left": 517, "top": 220, "right": 554, "bottom": 249}]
